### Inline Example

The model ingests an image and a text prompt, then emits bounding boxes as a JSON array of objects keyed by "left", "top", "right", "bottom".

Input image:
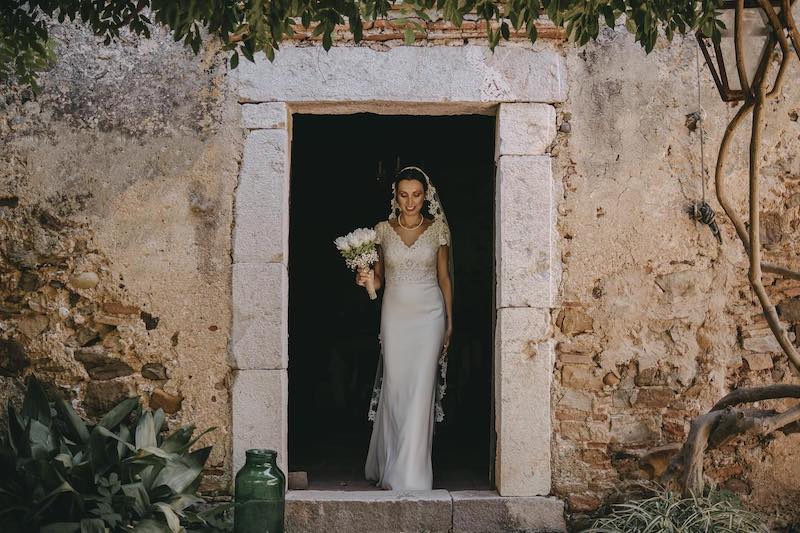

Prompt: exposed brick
[
  {"left": 102, "top": 302, "right": 140, "bottom": 315},
  {"left": 557, "top": 353, "right": 593, "bottom": 364},
  {"left": 555, "top": 407, "right": 587, "bottom": 421}
]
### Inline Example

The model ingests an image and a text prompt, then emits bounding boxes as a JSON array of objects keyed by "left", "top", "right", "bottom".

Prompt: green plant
[
  {"left": 2, "top": 0, "right": 726, "bottom": 91},
  {"left": 0, "top": 375, "right": 217, "bottom": 533},
  {"left": 582, "top": 486, "right": 769, "bottom": 533}
]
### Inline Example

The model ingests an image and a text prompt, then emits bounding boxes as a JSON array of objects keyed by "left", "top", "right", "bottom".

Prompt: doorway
[{"left": 288, "top": 113, "right": 495, "bottom": 490}]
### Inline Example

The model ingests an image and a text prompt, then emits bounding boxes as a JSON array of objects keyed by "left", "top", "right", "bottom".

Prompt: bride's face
[{"left": 396, "top": 179, "right": 425, "bottom": 219}]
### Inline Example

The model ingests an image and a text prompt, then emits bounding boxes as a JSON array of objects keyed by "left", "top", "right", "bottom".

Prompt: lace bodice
[{"left": 375, "top": 218, "right": 451, "bottom": 285}]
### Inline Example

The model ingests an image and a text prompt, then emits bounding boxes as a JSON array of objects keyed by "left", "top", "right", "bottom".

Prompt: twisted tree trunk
[{"left": 670, "top": 5, "right": 800, "bottom": 496}]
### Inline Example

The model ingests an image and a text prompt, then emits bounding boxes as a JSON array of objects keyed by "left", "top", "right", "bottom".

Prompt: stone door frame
[{"left": 230, "top": 44, "right": 562, "bottom": 497}]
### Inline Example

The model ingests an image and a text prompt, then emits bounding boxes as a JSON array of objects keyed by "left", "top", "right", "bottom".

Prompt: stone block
[
  {"left": 557, "top": 353, "right": 592, "bottom": 364},
  {"left": 630, "top": 386, "right": 675, "bottom": 407},
  {"left": 566, "top": 494, "right": 601, "bottom": 513},
  {"left": 559, "top": 420, "right": 591, "bottom": 441},
  {"left": 560, "top": 364, "right": 602, "bottom": 390},
  {"left": 241, "top": 102, "right": 289, "bottom": 130},
  {"left": 778, "top": 296, "right": 800, "bottom": 322},
  {"left": 238, "top": 45, "right": 565, "bottom": 104},
  {"left": 743, "top": 353, "right": 773, "bottom": 371},
  {"left": 232, "top": 263, "right": 288, "bottom": 370},
  {"left": 586, "top": 420, "right": 611, "bottom": 442},
  {"left": 84, "top": 380, "right": 135, "bottom": 417},
  {"left": 496, "top": 103, "right": 557, "bottom": 157},
  {"left": 496, "top": 156, "right": 554, "bottom": 308},
  {"left": 556, "top": 308, "right": 593, "bottom": 335},
  {"left": 233, "top": 129, "right": 290, "bottom": 264},
  {"left": 451, "top": 491, "right": 567, "bottom": 532},
  {"left": 286, "top": 490, "right": 452, "bottom": 533},
  {"left": 495, "top": 308, "right": 552, "bottom": 496},
  {"left": 610, "top": 414, "right": 660, "bottom": 444},
  {"left": 232, "top": 369, "right": 288, "bottom": 475},
  {"left": 742, "top": 333, "right": 782, "bottom": 353},
  {"left": 148, "top": 389, "right": 183, "bottom": 414},
  {"left": 557, "top": 389, "right": 593, "bottom": 412}
]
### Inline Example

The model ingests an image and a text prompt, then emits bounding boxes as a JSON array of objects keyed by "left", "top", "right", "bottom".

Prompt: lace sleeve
[
  {"left": 374, "top": 222, "right": 383, "bottom": 245},
  {"left": 438, "top": 220, "right": 451, "bottom": 246}
]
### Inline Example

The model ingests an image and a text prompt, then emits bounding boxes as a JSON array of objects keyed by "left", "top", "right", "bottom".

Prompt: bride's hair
[
  {"left": 393, "top": 167, "right": 431, "bottom": 218},
  {"left": 393, "top": 167, "right": 428, "bottom": 193}
]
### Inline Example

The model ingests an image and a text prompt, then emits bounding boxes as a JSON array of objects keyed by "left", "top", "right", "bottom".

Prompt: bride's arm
[{"left": 436, "top": 246, "right": 453, "bottom": 347}]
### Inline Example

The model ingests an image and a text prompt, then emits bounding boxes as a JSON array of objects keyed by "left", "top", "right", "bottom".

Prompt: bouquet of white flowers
[{"left": 334, "top": 227, "right": 379, "bottom": 300}]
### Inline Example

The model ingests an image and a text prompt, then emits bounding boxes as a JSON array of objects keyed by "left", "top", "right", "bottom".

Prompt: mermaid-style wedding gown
[{"left": 364, "top": 218, "right": 450, "bottom": 491}]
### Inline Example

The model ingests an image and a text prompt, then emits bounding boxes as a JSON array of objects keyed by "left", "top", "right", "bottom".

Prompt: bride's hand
[
  {"left": 443, "top": 324, "right": 453, "bottom": 353},
  {"left": 356, "top": 268, "right": 373, "bottom": 287}
]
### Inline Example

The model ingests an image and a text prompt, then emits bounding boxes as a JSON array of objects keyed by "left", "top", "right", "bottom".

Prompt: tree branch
[
  {"left": 758, "top": 402, "right": 800, "bottom": 433},
  {"left": 762, "top": 262, "right": 800, "bottom": 280},
  {"left": 734, "top": 0, "right": 751, "bottom": 95},
  {"left": 714, "top": 102, "right": 754, "bottom": 246},
  {"left": 757, "top": 0, "right": 790, "bottom": 97},
  {"left": 676, "top": 396, "right": 800, "bottom": 495},
  {"left": 747, "top": 33, "right": 800, "bottom": 373},
  {"left": 781, "top": 0, "right": 800, "bottom": 62},
  {"left": 711, "top": 384, "right": 800, "bottom": 411},
  {"left": 681, "top": 410, "right": 724, "bottom": 495}
]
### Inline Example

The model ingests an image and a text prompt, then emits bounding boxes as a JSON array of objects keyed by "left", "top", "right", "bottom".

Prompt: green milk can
[{"left": 234, "top": 449, "right": 286, "bottom": 533}]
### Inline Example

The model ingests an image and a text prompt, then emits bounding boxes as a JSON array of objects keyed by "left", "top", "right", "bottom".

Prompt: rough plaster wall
[
  {"left": 554, "top": 29, "right": 800, "bottom": 525},
  {"left": 3, "top": 14, "right": 800, "bottom": 522},
  {"left": 0, "top": 22, "right": 242, "bottom": 489}
]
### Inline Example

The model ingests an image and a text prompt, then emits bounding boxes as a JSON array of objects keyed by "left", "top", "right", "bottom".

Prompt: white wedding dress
[{"left": 364, "top": 218, "right": 451, "bottom": 491}]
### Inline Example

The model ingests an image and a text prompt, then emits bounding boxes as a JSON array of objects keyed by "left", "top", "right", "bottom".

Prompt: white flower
[
  {"left": 334, "top": 236, "right": 348, "bottom": 250},
  {"left": 335, "top": 227, "right": 378, "bottom": 270}
]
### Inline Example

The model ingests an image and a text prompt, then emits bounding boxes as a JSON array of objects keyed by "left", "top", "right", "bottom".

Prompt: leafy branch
[{"left": 1, "top": 0, "right": 726, "bottom": 91}]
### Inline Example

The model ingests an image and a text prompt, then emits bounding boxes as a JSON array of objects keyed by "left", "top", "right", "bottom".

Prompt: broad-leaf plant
[{"left": 0, "top": 376, "right": 225, "bottom": 533}]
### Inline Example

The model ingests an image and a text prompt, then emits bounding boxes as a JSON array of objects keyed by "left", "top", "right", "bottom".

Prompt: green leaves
[
  {"left": 585, "top": 487, "right": 769, "bottom": 532},
  {"left": 21, "top": 375, "right": 51, "bottom": 425},
  {"left": 2, "top": 0, "right": 728, "bottom": 91},
  {"left": 54, "top": 399, "right": 90, "bottom": 445},
  {"left": 0, "top": 376, "right": 215, "bottom": 532}
]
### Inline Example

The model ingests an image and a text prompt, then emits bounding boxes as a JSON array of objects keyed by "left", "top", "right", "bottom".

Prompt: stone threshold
[{"left": 286, "top": 489, "right": 566, "bottom": 532}]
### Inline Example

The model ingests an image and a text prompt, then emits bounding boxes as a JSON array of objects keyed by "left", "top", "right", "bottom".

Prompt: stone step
[{"left": 286, "top": 490, "right": 566, "bottom": 533}]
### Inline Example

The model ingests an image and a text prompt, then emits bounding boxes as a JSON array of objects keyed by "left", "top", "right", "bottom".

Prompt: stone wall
[
  {"left": 0, "top": 22, "right": 242, "bottom": 490},
  {"left": 2, "top": 13, "right": 800, "bottom": 524},
  {"left": 553, "top": 30, "right": 800, "bottom": 525}
]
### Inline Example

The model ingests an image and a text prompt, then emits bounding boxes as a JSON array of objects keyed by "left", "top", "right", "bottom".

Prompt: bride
[{"left": 356, "top": 166, "right": 453, "bottom": 491}]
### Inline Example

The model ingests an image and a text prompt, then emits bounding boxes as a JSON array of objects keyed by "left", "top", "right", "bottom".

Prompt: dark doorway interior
[{"left": 288, "top": 113, "right": 495, "bottom": 490}]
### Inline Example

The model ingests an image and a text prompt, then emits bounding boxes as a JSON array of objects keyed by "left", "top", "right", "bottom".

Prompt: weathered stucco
[
  {"left": 553, "top": 29, "right": 800, "bottom": 525},
  {"left": 2, "top": 13, "right": 800, "bottom": 526},
  {"left": 0, "top": 22, "right": 243, "bottom": 489}
]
